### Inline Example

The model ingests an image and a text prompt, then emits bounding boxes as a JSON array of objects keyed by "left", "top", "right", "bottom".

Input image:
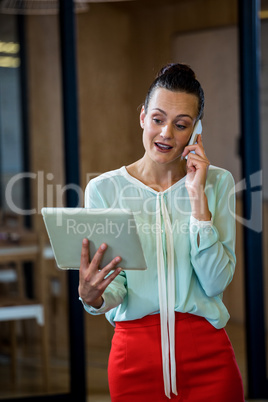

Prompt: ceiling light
[
  {"left": 0, "top": 0, "right": 135, "bottom": 15},
  {"left": 0, "top": 0, "right": 89, "bottom": 15}
]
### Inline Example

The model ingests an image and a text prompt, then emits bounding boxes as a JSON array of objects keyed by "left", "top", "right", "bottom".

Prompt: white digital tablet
[{"left": 41, "top": 207, "right": 147, "bottom": 270}]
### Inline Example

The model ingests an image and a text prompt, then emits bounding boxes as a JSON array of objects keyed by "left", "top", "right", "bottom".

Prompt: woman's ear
[{"left": 140, "top": 106, "right": 145, "bottom": 129}]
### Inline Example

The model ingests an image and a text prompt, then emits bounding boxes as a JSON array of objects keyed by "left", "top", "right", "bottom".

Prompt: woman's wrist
[
  {"left": 82, "top": 296, "right": 104, "bottom": 309},
  {"left": 189, "top": 191, "right": 211, "bottom": 221}
]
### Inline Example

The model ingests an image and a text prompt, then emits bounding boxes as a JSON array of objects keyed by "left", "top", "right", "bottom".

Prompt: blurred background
[{"left": 0, "top": 0, "right": 267, "bottom": 401}]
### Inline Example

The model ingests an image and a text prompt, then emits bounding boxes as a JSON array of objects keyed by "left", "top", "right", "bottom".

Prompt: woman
[{"left": 78, "top": 63, "right": 244, "bottom": 401}]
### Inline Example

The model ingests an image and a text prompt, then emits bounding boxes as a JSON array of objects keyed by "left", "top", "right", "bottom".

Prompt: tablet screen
[{"left": 42, "top": 207, "right": 147, "bottom": 270}]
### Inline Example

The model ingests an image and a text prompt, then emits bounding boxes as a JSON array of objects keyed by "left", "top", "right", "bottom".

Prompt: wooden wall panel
[
  {"left": 26, "top": 15, "right": 65, "bottom": 232},
  {"left": 77, "top": 4, "right": 144, "bottom": 191},
  {"left": 26, "top": 14, "right": 69, "bottom": 366}
]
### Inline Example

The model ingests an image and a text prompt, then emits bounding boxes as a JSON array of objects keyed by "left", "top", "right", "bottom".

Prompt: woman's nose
[{"left": 160, "top": 124, "right": 173, "bottom": 139}]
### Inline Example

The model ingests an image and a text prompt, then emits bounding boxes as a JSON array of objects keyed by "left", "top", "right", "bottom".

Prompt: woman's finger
[
  {"left": 101, "top": 267, "right": 123, "bottom": 288},
  {"left": 90, "top": 242, "right": 110, "bottom": 270},
  {"left": 187, "top": 152, "right": 210, "bottom": 165},
  {"left": 183, "top": 135, "right": 206, "bottom": 158},
  {"left": 80, "top": 238, "right": 90, "bottom": 271},
  {"left": 98, "top": 255, "right": 122, "bottom": 280}
]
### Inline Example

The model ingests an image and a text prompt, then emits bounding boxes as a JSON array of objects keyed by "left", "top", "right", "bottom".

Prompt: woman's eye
[
  {"left": 175, "top": 124, "right": 186, "bottom": 130},
  {"left": 153, "top": 118, "right": 162, "bottom": 124}
]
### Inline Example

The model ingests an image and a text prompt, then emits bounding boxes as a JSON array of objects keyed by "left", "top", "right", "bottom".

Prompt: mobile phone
[{"left": 184, "top": 120, "right": 202, "bottom": 159}]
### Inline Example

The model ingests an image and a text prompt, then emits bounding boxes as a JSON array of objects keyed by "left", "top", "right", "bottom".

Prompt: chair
[{"left": 0, "top": 221, "right": 50, "bottom": 389}]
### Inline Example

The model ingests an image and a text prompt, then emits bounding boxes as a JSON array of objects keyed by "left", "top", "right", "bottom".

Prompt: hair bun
[
  {"left": 157, "top": 63, "right": 196, "bottom": 80},
  {"left": 144, "top": 62, "right": 204, "bottom": 119}
]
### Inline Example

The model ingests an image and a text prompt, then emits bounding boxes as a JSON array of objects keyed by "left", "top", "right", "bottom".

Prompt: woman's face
[{"left": 140, "top": 88, "right": 199, "bottom": 166}]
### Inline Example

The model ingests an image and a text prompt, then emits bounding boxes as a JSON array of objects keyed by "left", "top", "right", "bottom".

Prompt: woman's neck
[{"left": 126, "top": 155, "right": 187, "bottom": 192}]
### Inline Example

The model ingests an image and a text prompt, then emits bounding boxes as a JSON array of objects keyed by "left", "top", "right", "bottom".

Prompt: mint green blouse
[
  {"left": 81, "top": 165, "right": 236, "bottom": 397},
  {"left": 82, "top": 165, "right": 236, "bottom": 330}
]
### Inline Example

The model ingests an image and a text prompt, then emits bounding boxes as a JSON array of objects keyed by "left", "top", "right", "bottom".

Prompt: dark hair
[{"left": 144, "top": 63, "right": 204, "bottom": 120}]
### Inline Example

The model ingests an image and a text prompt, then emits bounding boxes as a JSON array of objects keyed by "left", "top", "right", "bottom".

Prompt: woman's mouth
[{"left": 155, "top": 142, "right": 173, "bottom": 151}]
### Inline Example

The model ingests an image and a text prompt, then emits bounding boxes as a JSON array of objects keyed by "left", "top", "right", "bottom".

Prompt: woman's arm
[
  {"left": 189, "top": 171, "right": 236, "bottom": 297},
  {"left": 183, "top": 134, "right": 211, "bottom": 221},
  {"left": 79, "top": 179, "right": 127, "bottom": 314},
  {"left": 183, "top": 135, "right": 236, "bottom": 297}
]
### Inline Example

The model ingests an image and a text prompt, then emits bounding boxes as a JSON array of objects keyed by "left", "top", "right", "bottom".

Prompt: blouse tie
[{"left": 156, "top": 192, "right": 177, "bottom": 399}]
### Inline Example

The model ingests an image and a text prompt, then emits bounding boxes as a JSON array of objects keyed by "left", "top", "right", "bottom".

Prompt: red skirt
[{"left": 108, "top": 312, "right": 244, "bottom": 401}]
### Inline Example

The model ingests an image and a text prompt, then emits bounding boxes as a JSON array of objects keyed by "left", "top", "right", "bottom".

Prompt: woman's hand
[
  {"left": 182, "top": 134, "right": 211, "bottom": 221},
  {"left": 78, "top": 238, "right": 122, "bottom": 308}
]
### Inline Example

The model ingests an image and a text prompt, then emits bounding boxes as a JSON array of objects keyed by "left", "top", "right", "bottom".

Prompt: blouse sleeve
[
  {"left": 82, "top": 179, "right": 127, "bottom": 315},
  {"left": 84, "top": 179, "right": 106, "bottom": 208},
  {"left": 79, "top": 270, "right": 127, "bottom": 315},
  {"left": 189, "top": 171, "right": 236, "bottom": 297}
]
